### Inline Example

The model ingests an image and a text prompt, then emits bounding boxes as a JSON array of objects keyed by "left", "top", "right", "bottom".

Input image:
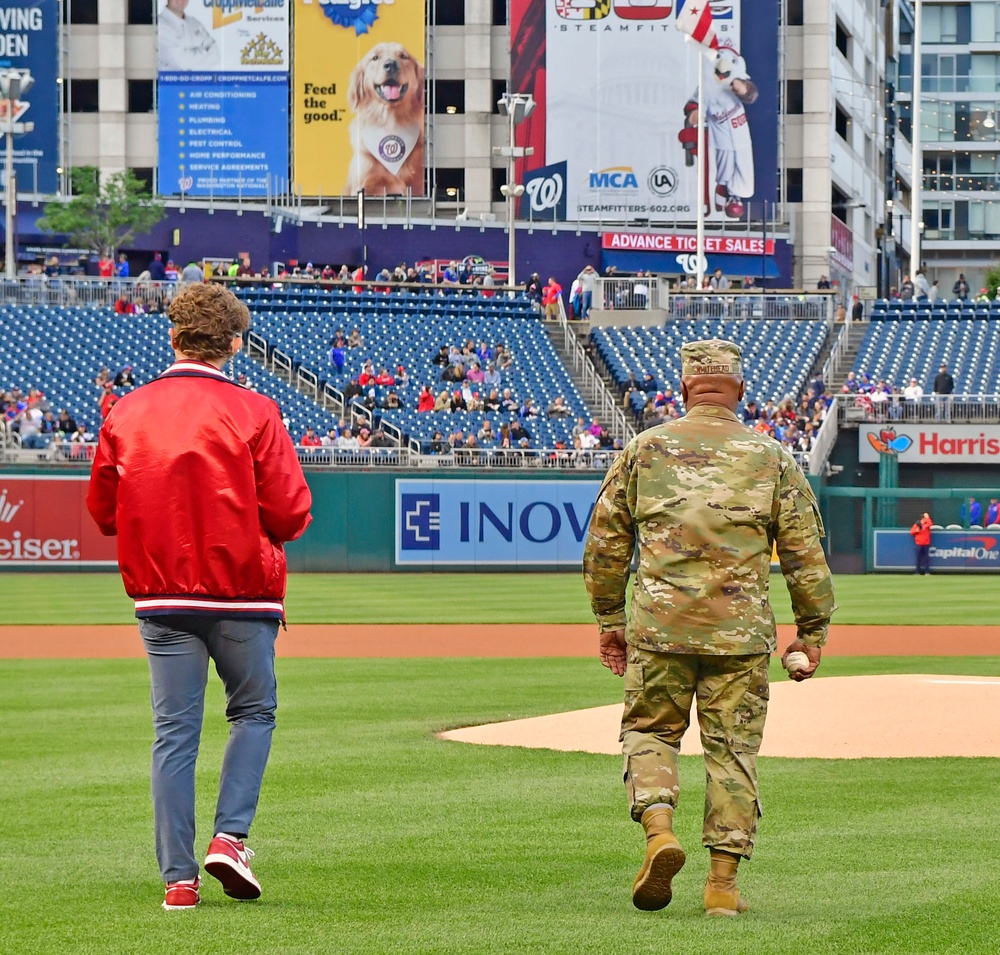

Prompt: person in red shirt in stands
[
  {"left": 299, "top": 426, "right": 322, "bottom": 448},
  {"left": 98, "top": 255, "right": 115, "bottom": 278},
  {"left": 374, "top": 367, "right": 395, "bottom": 387},
  {"left": 352, "top": 264, "right": 367, "bottom": 293},
  {"left": 910, "top": 512, "right": 933, "bottom": 575},
  {"left": 417, "top": 385, "right": 435, "bottom": 412},
  {"left": 542, "top": 276, "right": 563, "bottom": 319}
]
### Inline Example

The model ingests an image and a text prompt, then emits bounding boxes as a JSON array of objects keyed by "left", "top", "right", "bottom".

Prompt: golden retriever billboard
[{"left": 293, "top": 0, "right": 426, "bottom": 196}]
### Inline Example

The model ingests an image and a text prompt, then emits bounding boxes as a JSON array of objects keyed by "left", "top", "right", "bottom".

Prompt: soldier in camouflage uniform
[{"left": 583, "top": 338, "right": 835, "bottom": 916}]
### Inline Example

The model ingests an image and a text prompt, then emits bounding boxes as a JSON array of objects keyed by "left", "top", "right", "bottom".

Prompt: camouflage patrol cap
[{"left": 680, "top": 338, "right": 744, "bottom": 377}]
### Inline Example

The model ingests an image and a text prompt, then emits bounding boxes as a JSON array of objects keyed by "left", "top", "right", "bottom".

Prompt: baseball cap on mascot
[{"left": 713, "top": 49, "right": 749, "bottom": 87}]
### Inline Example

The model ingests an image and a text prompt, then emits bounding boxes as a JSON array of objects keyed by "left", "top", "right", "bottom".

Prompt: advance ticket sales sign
[
  {"left": 396, "top": 479, "right": 600, "bottom": 567},
  {"left": 157, "top": 0, "right": 290, "bottom": 197}
]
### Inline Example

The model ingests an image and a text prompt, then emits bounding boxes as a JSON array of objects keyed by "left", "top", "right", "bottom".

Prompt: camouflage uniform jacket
[{"left": 583, "top": 404, "right": 836, "bottom": 654}]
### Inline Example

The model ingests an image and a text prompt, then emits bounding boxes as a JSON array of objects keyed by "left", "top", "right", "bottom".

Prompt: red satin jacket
[{"left": 87, "top": 360, "right": 313, "bottom": 621}]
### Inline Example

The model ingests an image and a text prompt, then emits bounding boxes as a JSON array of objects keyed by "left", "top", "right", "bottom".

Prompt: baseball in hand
[{"left": 783, "top": 651, "right": 810, "bottom": 674}]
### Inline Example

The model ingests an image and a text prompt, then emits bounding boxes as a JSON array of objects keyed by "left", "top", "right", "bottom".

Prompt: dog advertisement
[
  {"left": 157, "top": 0, "right": 290, "bottom": 197},
  {"left": 293, "top": 0, "right": 426, "bottom": 197},
  {"left": 509, "top": 0, "right": 779, "bottom": 223}
]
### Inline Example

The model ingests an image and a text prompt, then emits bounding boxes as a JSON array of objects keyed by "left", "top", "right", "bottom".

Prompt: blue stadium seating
[{"left": 591, "top": 320, "right": 829, "bottom": 415}]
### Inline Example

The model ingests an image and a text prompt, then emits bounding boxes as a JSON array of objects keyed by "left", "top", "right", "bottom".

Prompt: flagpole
[{"left": 696, "top": 57, "right": 705, "bottom": 291}]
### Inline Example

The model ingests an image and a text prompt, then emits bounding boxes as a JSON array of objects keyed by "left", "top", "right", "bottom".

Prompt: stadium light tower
[
  {"left": 496, "top": 92, "right": 535, "bottom": 290},
  {"left": 0, "top": 69, "right": 35, "bottom": 280}
]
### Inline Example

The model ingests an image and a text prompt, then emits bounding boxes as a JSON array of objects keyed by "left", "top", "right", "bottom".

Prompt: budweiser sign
[
  {"left": 0, "top": 476, "right": 118, "bottom": 565},
  {"left": 601, "top": 232, "right": 776, "bottom": 255}
]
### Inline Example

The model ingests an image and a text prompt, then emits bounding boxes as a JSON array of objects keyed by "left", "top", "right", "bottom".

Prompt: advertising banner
[
  {"left": 510, "top": 0, "right": 779, "bottom": 223},
  {"left": 293, "top": 0, "right": 426, "bottom": 197},
  {"left": 395, "top": 479, "right": 600, "bottom": 567},
  {"left": 859, "top": 424, "right": 1000, "bottom": 464},
  {"left": 157, "top": 0, "right": 290, "bottom": 197},
  {"left": 873, "top": 529, "right": 1000, "bottom": 572},
  {"left": 0, "top": 476, "right": 117, "bottom": 566},
  {"left": 0, "top": 0, "right": 58, "bottom": 195}
]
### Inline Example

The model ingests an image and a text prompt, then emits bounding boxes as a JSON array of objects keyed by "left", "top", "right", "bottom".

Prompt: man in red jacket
[
  {"left": 87, "top": 283, "right": 312, "bottom": 911},
  {"left": 910, "top": 512, "right": 933, "bottom": 575},
  {"left": 542, "top": 276, "right": 563, "bottom": 319}
]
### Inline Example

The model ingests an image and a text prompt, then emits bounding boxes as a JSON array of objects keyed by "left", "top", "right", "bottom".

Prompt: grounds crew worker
[{"left": 583, "top": 339, "right": 835, "bottom": 916}]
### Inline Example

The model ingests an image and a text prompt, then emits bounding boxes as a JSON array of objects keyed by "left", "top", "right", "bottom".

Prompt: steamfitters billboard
[
  {"left": 0, "top": 0, "right": 58, "bottom": 195},
  {"left": 157, "top": 0, "right": 290, "bottom": 197},
  {"left": 509, "top": 0, "right": 779, "bottom": 222},
  {"left": 293, "top": 0, "right": 426, "bottom": 196}
]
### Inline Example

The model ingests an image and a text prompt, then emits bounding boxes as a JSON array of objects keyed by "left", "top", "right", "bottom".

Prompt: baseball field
[{"left": 2, "top": 572, "right": 998, "bottom": 955}]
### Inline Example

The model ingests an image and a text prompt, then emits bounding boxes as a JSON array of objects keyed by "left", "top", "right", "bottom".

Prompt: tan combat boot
[
  {"left": 704, "top": 849, "right": 749, "bottom": 917},
  {"left": 632, "top": 806, "right": 686, "bottom": 911}
]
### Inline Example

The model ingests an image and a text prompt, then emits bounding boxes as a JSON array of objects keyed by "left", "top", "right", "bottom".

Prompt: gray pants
[{"left": 139, "top": 616, "right": 279, "bottom": 883}]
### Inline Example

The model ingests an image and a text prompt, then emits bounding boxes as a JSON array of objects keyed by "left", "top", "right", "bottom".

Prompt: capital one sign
[{"left": 0, "top": 475, "right": 117, "bottom": 566}]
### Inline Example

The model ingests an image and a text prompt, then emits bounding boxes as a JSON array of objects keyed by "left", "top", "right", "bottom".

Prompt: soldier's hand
[
  {"left": 782, "top": 640, "right": 821, "bottom": 681},
  {"left": 599, "top": 629, "right": 627, "bottom": 677}
]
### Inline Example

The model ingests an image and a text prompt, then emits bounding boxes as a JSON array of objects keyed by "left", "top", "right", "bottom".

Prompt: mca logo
[
  {"left": 556, "top": 0, "right": 612, "bottom": 19},
  {"left": 400, "top": 494, "right": 441, "bottom": 550},
  {"left": 589, "top": 167, "right": 639, "bottom": 189},
  {"left": 867, "top": 428, "right": 913, "bottom": 455}
]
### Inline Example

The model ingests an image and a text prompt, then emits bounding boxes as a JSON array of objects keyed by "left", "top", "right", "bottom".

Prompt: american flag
[{"left": 674, "top": 0, "right": 719, "bottom": 49}]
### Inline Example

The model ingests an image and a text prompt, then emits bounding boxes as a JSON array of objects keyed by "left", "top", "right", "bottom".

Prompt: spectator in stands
[
  {"left": 977, "top": 287, "right": 991, "bottom": 303},
  {"left": 299, "top": 426, "right": 322, "bottom": 449},
  {"left": 462, "top": 382, "right": 482, "bottom": 412},
  {"left": 953, "top": 274, "right": 970, "bottom": 300},
  {"left": 520, "top": 397, "right": 540, "bottom": 418},
  {"left": 115, "top": 365, "right": 136, "bottom": 391},
  {"left": 442, "top": 262, "right": 460, "bottom": 287},
  {"left": 358, "top": 362, "right": 376, "bottom": 388},
  {"left": 547, "top": 395, "right": 572, "bottom": 418},
  {"left": 439, "top": 361, "right": 464, "bottom": 384},
  {"left": 432, "top": 345, "right": 450, "bottom": 366},
  {"left": 180, "top": 261, "right": 202, "bottom": 284},
  {"left": 903, "top": 377, "right": 924, "bottom": 401},
  {"left": 357, "top": 427, "right": 372, "bottom": 449},
  {"left": 497, "top": 423, "right": 512, "bottom": 450},
  {"left": 642, "top": 399, "right": 661, "bottom": 430},
  {"left": 641, "top": 371, "right": 659, "bottom": 393},
  {"left": 633, "top": 272, "right": 650, "bottom": 308},
  {"left": 116, "top": 253, "right": 130, "bottom": 278},
  {"left": 570, "top": 274, "right": 583, "bottom": 319},
  {"left": 429, "top": 431, "right": 449, "bottom": 454},
  {"left": 817, "top": 275, "right": 831, "bottom": 289},
  {"left": 98, "top": 255, "right": 115, "bottom": 278},
  {"left": 933, "top": 363, "right": 954, "bottom": 422},
  {"left": 347, "top": 327, "right": 364, "bottom": 348},
  {"left": 352, "top": 264, "right": 367, "bottom": 292},
  {"left": 899, "top": 275, "right": 915, "bottom": 301},
  {"left": 482, "top": 363, "right": 501, "bottom": 390},
  {"left": 329, "top": 338, "right": 346, "bottom": 373},
  {"left": 987, "top": 498, "right": 1000, "bottom": 526},
  {"left": 115, "top": 294, "right": 138, "bottom": 315},
  {"left": 484, "top": 389, "right": 501, "bottom": 412},
  {"left": 395, "top": 365, "right": 410, "bottom": 389},
  {"left": 914, "top": 269, "right": 931, "bottom": 300},
  {"left": 742, "top": 399, "right": 760, "bottom": 423},
  {"left": 335, "top": 428, "right": 358, "bottom": 450},
  {"left": 56, "top": 409, "right": 77, "bottom": 435},
  {"left": 447, "top": 429, "right": 466, "bottom": 449},
  {"left": 343, "top": 378, "right": 363, "bottom": 402},
  {"left": 510, "top": 420, "right": 531, "bottom": 443},
  {"left": 450, "top": 389, "right": 467, "bottom": 413},
  {"left": 576, "top": 265, "right": 598, "bottom": 319},
  {"left": 710, "top": 268, "right": 730, "bottom": 291},
  {"left": 466, "top": 362, "right": 485, "bottom": 385},
  {"left": 374, "top": 367, "right": 396, "bottom": 387},
  {"left": 417, "top": 386, "right": 435, "bottom": 412},
  {"left": 842, "top": 371, "right": 859, "bottom": 393},
  {"left": 501, "top": 388, "right": 518, "bottom": 413},
  {"left": 15, "top": 401, "right": 45, "bottom": 448},
  {"left": 525, "top": 272, "right": 543, "bottom": 309},
  {"left": 70, "top": 423, "right": 95, "bottom": 455},
  {"left": 542, "top": 277, "right": 563, "bottom": 319},
  {"left": 434, "top": 389, "right": 451, "bottom": 411},
  {"left": 383, "top": 389, "right": 401, "bottom": 410},
  {"left": 371, "top": 429, "right": 394, "bottom": 448},
  {"left": 321, "top": 428, "right": 338, "bottom": 446},
  {"left": 99, "top": 383, "right": 120, "bottom": 420},
  {"left": 478, "top": 420, "right": 496, "bottom": 444},
  {"left": 494, "top": 345, "right": 513, "bottom": 372}
]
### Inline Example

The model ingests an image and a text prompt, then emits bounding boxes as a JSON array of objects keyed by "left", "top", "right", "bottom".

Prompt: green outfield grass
[
  {"left": 0, "top": 571, "right": 996, "bottom": 626},
  {"left": 1, "top": 655, "right": 998, "bottom": 955}
]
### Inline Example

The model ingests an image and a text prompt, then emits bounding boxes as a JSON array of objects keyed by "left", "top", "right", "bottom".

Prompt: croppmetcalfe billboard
[
  {"left": 293, "top": 0, "right": 426, "bottom": 196},
  {"left": 0, "top": 0, "right": 58, "bottom": 194},
  {"left": 157, "top": 0, "right": 290, "bottom": 197},
  {"left": 509, "top": 0, "right": 779, "bottom": 222}
]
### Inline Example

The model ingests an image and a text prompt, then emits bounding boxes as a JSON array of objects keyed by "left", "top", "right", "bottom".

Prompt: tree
[
  {"left": 985, "top": 262, "right": 1000, "bottom": 298},
  {"left": 37, "top": 168, "right": 165, "bottom": 259}
]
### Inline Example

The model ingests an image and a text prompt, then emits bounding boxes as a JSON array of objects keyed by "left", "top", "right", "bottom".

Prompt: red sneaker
[
  {"left": 162, "top": 877, "right": 200, "bottom": 911},
  {"left": 204, "top": 834, "right": 262, "bottom": 900}
]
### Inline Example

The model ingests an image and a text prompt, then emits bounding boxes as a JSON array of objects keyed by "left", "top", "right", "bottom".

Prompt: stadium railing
[{"left": 0, "top": 277, "right": 182, "bottom": 307}]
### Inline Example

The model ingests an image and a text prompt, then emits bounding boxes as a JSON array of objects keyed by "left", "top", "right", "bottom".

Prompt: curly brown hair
[{"left": 168, "top": 283, "right": 250, "bottom": 362}]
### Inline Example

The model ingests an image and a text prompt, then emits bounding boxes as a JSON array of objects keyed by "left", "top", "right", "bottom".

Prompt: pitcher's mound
[{"left": 439, "top": 675, "right": 1000, "bottom": 759}]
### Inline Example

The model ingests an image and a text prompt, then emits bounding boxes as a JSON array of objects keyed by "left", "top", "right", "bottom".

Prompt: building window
[
  {"left": 786, "top": 0, "right": 803, "bottom": 26},
  {"left": 835, "top": 104, "right": 850, "bottom": 142},
  {"left": 131, "top": 168, "right": 155, "bottom": 193},
  {"left": 69, "top": 80, "right": 100, "bottom": 113},
  {"left": 831, "top": 184, "right": 850, "bottom": 222},
  {"left": 786, "top": 79, "right": 803, "bottom": 114},
  {"left": 435, "top": 167, "right": 466, "bottom": 201},
  {"left": 492, "top": 79, "right": 508, "bottom": 114},
  {"left": 434, "top": 0, "right": 465, "bottom": 25},
  {"left": 923, "top": 3, "right": 971, "bottom": 43},
  {"left": 65, "top": 0, "right": 99, "bottom": 24},
  {"left": 433, "top": 80, "right": 465, "bottom": 115},
  {"left": 492, "top": 167, "right": 507, "bottom": 203},
  {"left": 128, "top": 80, "right": 155, "bottom": 113},
  {"left": 492, "top": 0, "right": 507, "bottom": 26},
  {"left": 784, "top": 167, "right": 803, "bottom": 203},
  {"left": 127, "top": 0, "right": 154, "bottom": 25},
  {"left": 835, "top": 20, "right": 850, "bottom": 60}
]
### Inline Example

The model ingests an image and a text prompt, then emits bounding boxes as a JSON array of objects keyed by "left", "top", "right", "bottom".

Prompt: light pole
[
  {"left": 0, "top": 69, "right": 35, "bottom": 280},
  {"left": 495, "top": 92, "right": 535, "bottom": 290}
]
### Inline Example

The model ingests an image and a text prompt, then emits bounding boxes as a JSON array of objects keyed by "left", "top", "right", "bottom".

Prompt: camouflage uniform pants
[{"left": 621, "top": 646, "right": 770, "bottom": 858}]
